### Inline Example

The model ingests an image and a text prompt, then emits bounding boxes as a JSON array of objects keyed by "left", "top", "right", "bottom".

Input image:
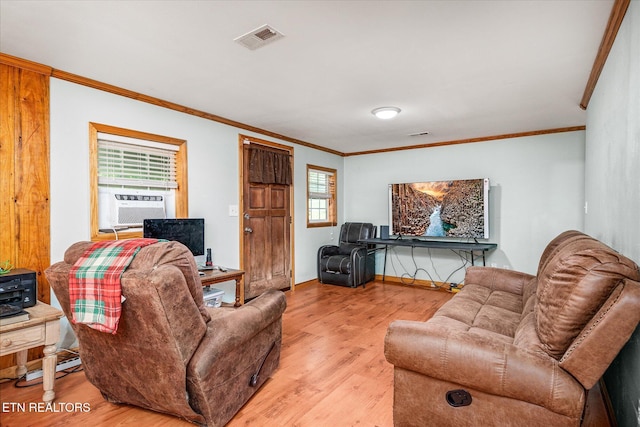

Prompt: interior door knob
[{"left": 244, "top": 227, "right": 253, "bottom": 233}]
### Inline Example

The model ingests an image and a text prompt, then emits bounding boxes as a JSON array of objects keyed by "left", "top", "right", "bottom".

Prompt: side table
[
  {"left": 0, "top": 301, "right": 63, "bottom": 402},
  {"left": 200, "top": 268, "right": 245, "bottom": 306}
]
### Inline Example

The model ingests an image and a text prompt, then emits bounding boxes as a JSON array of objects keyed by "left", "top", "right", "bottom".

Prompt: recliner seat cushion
[{"left": 320, "top": 255, "right": 351, "bottom": 274}]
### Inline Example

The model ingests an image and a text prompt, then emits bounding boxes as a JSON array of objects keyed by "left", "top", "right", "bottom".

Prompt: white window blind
[
  {"left": 97, "top": 138, "right": 178, "bottom": 189},
  {"left": 308, "top": 168, "right": 335, "bottom": 223},
  {"left": 308, "top": 169, "right": 332, "bottom": 199}
]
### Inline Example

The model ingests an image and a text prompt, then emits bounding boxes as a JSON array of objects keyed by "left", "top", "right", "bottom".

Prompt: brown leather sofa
[
  {"left": 384, "top": 230, "right": 640, "bottom": 426},
  {"left": 46, "top": 240, "right": 286, "bottom": 427}
]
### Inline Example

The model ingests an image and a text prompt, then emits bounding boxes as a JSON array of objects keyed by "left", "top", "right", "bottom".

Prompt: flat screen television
[
  {"left": 143, "top": 218, "right": 205, "bottom": 256},
  {"left": 388, "top": 178, "right": 489, "bottom": 239}
]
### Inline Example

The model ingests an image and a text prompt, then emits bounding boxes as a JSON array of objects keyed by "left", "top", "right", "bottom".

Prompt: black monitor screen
[{"left": 143, "top": 218, "right": 205, "bottom": 256}]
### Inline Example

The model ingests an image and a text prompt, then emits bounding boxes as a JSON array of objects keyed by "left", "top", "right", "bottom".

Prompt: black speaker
[{"left": 380, "top": 225, "right": 389, "bottom": 239}]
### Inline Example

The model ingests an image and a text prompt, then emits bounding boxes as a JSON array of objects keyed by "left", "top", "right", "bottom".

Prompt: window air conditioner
[{"left": 111, "top": 194, "right": 166, "bottom": 227}]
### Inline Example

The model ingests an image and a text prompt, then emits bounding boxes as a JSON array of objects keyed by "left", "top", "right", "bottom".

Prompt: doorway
[{"left": 239, "top": 135, "right": 294, "bottom": 300}]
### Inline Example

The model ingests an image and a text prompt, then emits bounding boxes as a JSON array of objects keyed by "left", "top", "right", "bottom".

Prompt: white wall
[
  {"left": 49, "top": 78, "right": 344, "bottom": 311},
  {"left": 50, "top": 77, "right": 585, "bottom": 333},
  {"left": 344, "top": 131, "right": 585, "bottom": 283},
  {"left": 585, "top": 2, "right": 640, "bottom": 425}
]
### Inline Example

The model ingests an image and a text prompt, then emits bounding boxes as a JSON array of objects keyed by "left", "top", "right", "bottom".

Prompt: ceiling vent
[{"left": 234, "top": 24, "right": 285, "bottom": 50}]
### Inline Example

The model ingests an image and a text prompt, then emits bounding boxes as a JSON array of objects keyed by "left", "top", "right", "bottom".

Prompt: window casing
[
  {"left": 90, "top": 123, "right": 188, "bottom": 240},
  {"left": 307, "top": 165, "right": 337, "bottom": 227}
]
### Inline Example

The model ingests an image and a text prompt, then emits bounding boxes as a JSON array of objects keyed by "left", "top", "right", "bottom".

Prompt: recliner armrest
[
  {"left": 186, "top": 290, "right": 286, "bottom": 425},
  {"left": 194, "top": 290, "right": 287, "bottom": 365},
  {"left": 189, "top": 290, "right": 286, "bottom": 376},
  {"left": 318, "top": 244, "right": 340, "bottom": 257},
  {"left": 349, "top": 246, "right": 367, "bottom": 258},
  {"left": 384, "top": 319, "right": 584, "bottom": 417}
]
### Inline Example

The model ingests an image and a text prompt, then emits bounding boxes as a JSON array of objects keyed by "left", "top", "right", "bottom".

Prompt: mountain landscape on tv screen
[{"left": 391, "top": 179, "right": 485, "bottom": 238}]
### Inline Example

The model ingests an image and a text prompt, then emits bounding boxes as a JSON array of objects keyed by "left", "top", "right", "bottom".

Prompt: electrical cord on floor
[
  {"left": 441, "top": 249, "right": 471, "bottom": 285},
  {"left": 404, "top": 246, "right": 440, "bottom": 287},
  {"left": 390, "top": 246, "right": 442, "bottom": 289},
  {"left": 14, "top": 364, "right": 84, "bottom": 388},
  {"left": 428, "top": 248, "right": 444, "bottom": 283},
  {"left": 387, "top": 246, "right": 472, "bottom": 290},
  {"left": 6, "top": 347, "right": 83, "bottom": 388}
]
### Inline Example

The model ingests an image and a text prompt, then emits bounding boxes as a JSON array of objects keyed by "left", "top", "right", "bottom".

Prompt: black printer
[{"left": 0, "top": 268, "right": 37, "bottom": 316}]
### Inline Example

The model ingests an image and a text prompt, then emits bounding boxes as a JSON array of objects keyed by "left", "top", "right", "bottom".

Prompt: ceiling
[{"left": 0, "top": 0, "right": 613, "bottom": 154}]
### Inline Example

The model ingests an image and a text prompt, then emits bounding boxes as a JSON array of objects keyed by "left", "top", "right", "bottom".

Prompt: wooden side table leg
[
  {"left": 42, "top": 344, "right": 57, "bottom": 402},
  {"left": 16, "top": 350, "right": 28, "bottom": 378},
  {"left": 234, "top": 277, "right": 242, "bottom": 307}
]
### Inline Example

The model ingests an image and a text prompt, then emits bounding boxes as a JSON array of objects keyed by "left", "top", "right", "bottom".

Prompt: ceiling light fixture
[{"left": 371, "top": 106, "right": 401, "bottom": 119}]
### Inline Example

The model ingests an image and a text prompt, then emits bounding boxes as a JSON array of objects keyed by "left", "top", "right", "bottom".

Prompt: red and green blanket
[{"left": 69, "top": 238, "right": 160, "bottom": 334}]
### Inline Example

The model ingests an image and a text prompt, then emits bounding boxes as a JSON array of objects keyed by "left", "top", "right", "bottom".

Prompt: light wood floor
[{"left": 0, "top": 281, "right": 611, "bottom": 426}]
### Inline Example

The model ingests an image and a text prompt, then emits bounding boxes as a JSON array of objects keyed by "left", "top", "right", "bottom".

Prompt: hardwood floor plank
[{"left": 0, "top": 281, "right": 611, "bottom": 426}]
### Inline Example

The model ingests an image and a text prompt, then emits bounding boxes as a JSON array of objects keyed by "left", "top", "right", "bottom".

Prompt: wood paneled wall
[{"left": 0, "top": 62, "right": 51, "bottom": 369}]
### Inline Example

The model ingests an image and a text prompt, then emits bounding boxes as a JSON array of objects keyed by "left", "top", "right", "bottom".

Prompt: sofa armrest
[
  {"left": 384, "top": 319, "right": 584, "bottom": 417},
  {"left": 464, "top": 266, "right": 535, "bottom": 295}
]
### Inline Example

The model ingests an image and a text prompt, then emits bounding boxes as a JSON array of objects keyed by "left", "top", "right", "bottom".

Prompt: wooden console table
[
  {"left": 360, "top": 238, "right": 498, "bottom": 281},
  {"left": 200, "top": 268, "right": 245, "bottom": 306},
  {"left": 0, "top": 302, "right": 63, "bottom": 402}
]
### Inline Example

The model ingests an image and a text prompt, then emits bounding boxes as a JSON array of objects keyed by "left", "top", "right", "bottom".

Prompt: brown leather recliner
[
  {"left": 384, "top": 230, "right": 640, "bottom": 426},
  {"left": 45, "top": 240, "right": 286, "bottom": 427}
]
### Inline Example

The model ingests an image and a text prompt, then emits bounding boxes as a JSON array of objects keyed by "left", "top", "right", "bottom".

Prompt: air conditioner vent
[
  {"left": 255, "top": 28, "right": 277, "bottom": 41},
  {"left": 111, "top": 194, "right": 165, "bottom": 227},
  {"left": 234, "top": 24, "right": 285, "bottom": 50}
]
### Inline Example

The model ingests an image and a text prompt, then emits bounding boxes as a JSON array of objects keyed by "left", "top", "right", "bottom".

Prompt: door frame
[{"left": 238, "top": 134, "right": 295, "bottom": 293}]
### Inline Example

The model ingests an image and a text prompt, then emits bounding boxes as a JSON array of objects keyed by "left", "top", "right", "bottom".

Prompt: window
[
  {"left": 307, "top": 165, "right": 337, "bottom": 227},
  {"left": 89, "top": 123, "right": 188, "bottom": 240}
]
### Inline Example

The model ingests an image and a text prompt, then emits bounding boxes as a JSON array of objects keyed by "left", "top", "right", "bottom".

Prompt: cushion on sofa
[{"left": 536, "top": 236, "right": 640, "bottom": 359}]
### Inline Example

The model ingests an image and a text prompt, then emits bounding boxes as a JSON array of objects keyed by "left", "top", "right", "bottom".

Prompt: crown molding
[
  {"left": 580, "top": 0, "right": 630, "bottom": 110},
  {"left": 344, "top": 126, "right": 586, "bottom": 157},
  {"left": 1, "top": 53, "right": 587, "bottom": 158}
]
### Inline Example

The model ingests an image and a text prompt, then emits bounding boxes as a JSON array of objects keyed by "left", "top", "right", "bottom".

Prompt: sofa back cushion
[
  {"left": 536, "top": 230, "right": 589, "bottom": 275},
  {"left": 536, "top": 232, "right": 640, "bottom": 360}
]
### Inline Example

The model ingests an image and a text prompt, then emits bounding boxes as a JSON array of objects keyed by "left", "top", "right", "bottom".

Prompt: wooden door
[{"left": 241, "top": 140, "right": 292, "bottom": 300}]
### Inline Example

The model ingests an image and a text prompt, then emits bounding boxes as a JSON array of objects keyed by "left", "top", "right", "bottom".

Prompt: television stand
[{"left": 358, "top": 238, "right": 498, "bottom": 281}]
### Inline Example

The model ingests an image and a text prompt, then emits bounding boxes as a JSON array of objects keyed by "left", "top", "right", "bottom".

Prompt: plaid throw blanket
[{"left": 69, "top": 238, "right": 160, "bottom": 334}]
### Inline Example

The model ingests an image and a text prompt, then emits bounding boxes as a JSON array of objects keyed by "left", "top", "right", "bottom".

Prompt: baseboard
[
  {"left": 373, "top": 275, "right": 453, "bottom": 291},
  {"left": 293, "top": 279, "right": 318, "bottom": 290}
]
